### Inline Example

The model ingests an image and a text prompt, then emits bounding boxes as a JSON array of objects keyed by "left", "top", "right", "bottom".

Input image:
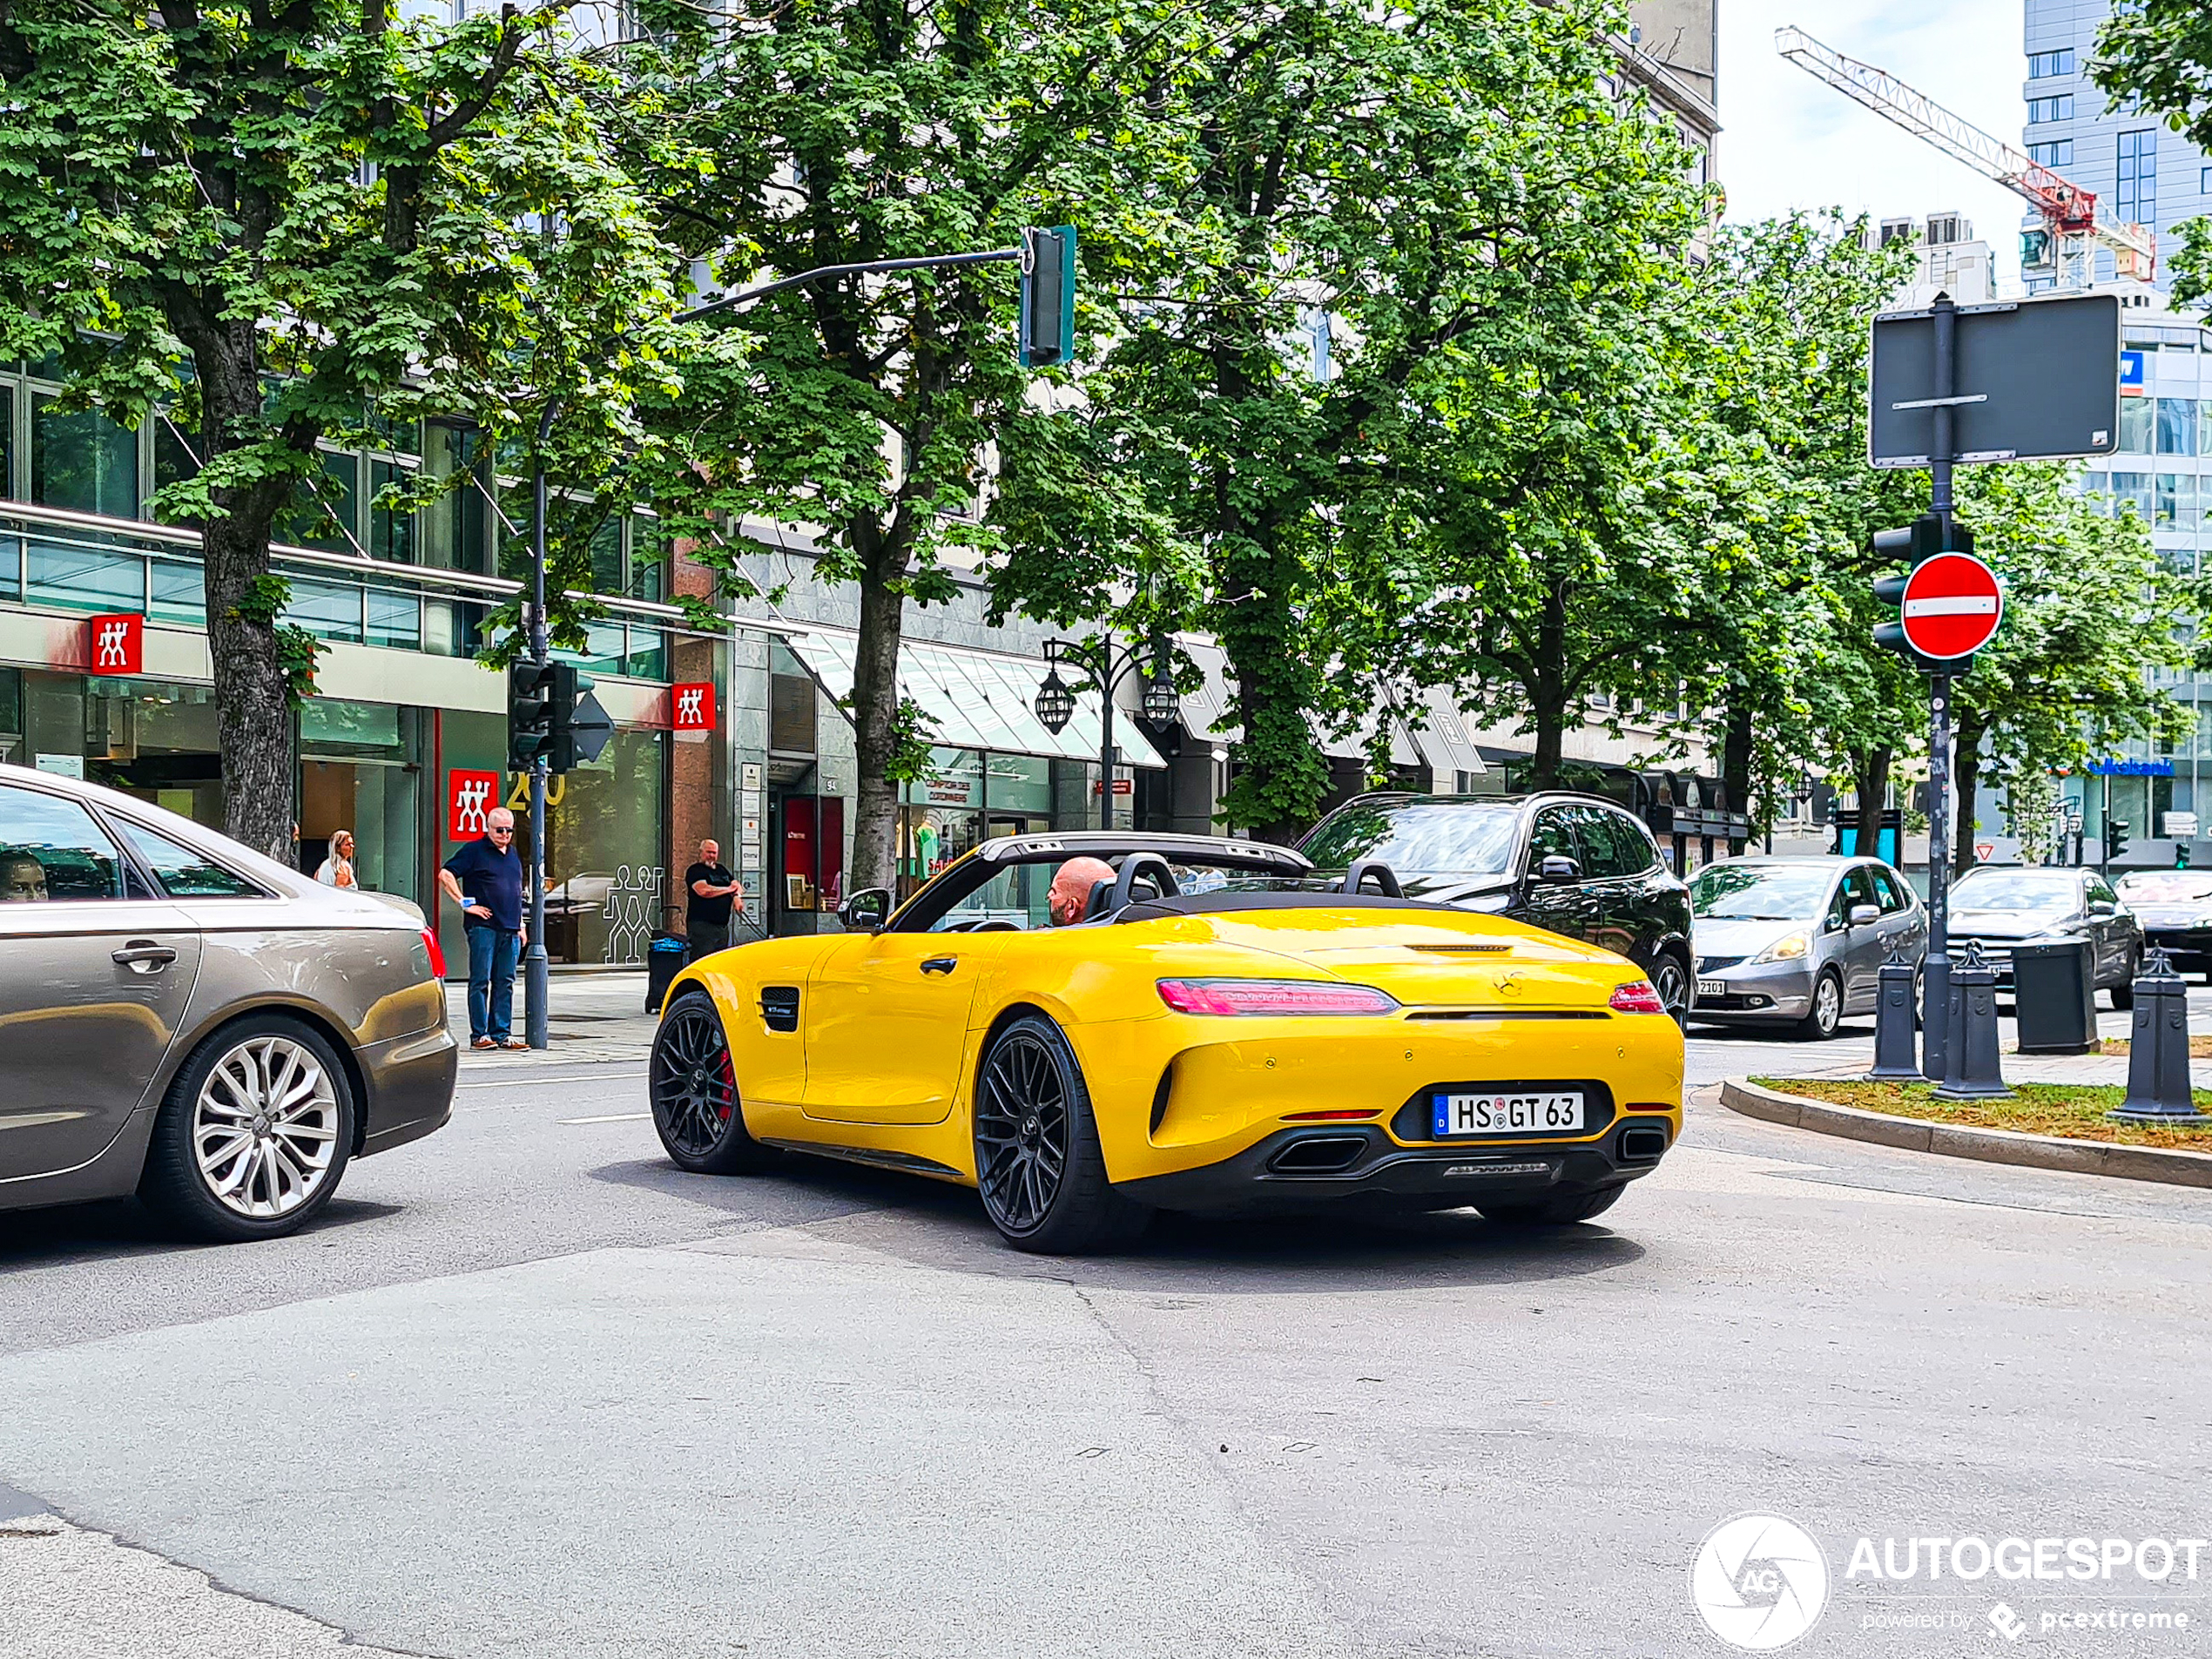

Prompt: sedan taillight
[
  {"left": 420, "top": 927, "right": 448, "bottom": 981},
  {"left": 1608, "top": 980, "right": 1666, "bottom": 1015},
  {"left": 1156, "top": 979, "right": 1399, "bottom": 1016}
]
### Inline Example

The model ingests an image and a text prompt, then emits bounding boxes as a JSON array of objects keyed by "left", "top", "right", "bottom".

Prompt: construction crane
[{"left": 1776, "top": 25, "right": 2156, "bottom": 290}]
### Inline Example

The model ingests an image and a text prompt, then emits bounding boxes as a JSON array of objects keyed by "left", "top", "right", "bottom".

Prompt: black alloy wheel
[
  {"left": 650, "top": 991, "right": 774, "bottom": 1175},
  {"left": 1649, "top": 951, "right": 1692, "bottom": 1028},
  {"left": 973, "top": 1015, "right": 1150, "bottom": 1255}
]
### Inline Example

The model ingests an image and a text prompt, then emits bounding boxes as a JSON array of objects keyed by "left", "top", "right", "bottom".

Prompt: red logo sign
[
  {"left": 85, "top": 613, "right": 143, "bottom": 676},
  {"left": 448, "top": 770, "right": 500, "bottom": 840},
  {"left": 1900, "top": 554, "right": 2003, "bottom": 660},
  {"left": 671, "top": 682, "right": 716, "bottom": 732}
]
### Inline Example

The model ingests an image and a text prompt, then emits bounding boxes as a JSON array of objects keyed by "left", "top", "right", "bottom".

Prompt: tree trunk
[
  {"left": 1720, "top": 699, "right": 1753, "bottom": 852},
  {"left": 189, "top": 319, "right": 300, "bottom": 867},
  {"left": 1852, "top": 745, "right": 1891, "bottom": 861},
  {"left": 1952, "top": 707, "right": 1987, "bottom": 875},
  {"left": 1525, "top": 585, "right": 1568, "bottom": 791},
  {"left": 1216, "top": 523, "right": 1326, "bottom": 845},
  {"left": 845, "top": 516, "right": 906, "bottom": 896}
]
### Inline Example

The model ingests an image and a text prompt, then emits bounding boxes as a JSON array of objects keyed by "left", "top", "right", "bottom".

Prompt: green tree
[
  {"left": 0, "top": 0, "right": 678, "bottom": 860},
  {"left": 608, "top": 0, "right": 1196, "bottom": 891}
]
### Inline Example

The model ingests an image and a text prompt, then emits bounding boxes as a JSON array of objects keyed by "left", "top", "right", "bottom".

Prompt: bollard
[
  {"left": 1933, "top": 940, "right": 2012, "bottom": 1101},
  {"left": 1866, "top": 942, "right": 1920, "bottom": 1081},
  {"left": 2109, "top": 948, "right": 2208, "bottom": 1124}
]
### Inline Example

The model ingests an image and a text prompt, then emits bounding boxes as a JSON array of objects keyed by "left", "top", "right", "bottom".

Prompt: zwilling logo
[
  {"left": 448, "top": 770, "right": 500, "bottom": 840},
  {"left": 671, "top": 682, "right": 715, "bottom": 731},
  {"left": 84, "top": 613, "right": 142, "bottom": 676},
  {"left": 677, "top": 687, "right": 705, "bottom": 725}
]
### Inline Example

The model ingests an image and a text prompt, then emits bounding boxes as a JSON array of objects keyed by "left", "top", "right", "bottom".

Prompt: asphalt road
[{"left": 3, "top": 1015, "right": 2209, "bottom": 1659}]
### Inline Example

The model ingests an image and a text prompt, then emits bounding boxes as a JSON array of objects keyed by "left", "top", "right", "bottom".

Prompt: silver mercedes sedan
[{"left": 0, "top": 764, "right": 455, "bottom": 1240}]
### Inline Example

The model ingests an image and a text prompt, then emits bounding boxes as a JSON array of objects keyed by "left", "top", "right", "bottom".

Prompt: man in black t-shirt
[
  {"left": 437, "top": 807, "right": 529, "bottom": 1049},
  {"left": 685, "top": 839, "right": 742, "bottom": 961}
]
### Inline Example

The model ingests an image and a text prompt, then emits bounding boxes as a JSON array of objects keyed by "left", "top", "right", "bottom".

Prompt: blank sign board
[{"left": 1870, "top": 291, "right": 2121, "bottom": 468}]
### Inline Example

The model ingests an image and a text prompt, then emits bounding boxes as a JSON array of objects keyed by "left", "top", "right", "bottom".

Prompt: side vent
[
  {"left": 1150, "top": 1063, "right": 1175, "bottom": 1138},
  {"left": 759, "top": 986, "right": 800, "bottom": 1034}
]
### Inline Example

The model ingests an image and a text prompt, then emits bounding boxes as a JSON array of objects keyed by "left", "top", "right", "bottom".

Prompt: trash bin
[
  {"left": 2011, "top": 938, "right": 2097, "bottom": 1055},
  {"left": 645, "top": 933, "right": 689, "bottom": 1014}
]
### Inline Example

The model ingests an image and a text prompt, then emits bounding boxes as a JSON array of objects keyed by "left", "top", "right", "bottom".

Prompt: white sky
[{"left": 1718, "top": 0, "right": 2029, "bottom": 289}]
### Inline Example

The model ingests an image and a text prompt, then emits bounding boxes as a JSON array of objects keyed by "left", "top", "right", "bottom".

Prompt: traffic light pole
[
  {"left": 524, "top": 395, "right": 557, "bottom": 1051},
  {"left": 1920, "top": 293, "right": 1959, "bottom": 1082}
]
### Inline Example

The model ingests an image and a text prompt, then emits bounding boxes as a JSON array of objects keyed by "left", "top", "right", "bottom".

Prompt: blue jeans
[{"left": 465, "top": 924, "right": 521, "bottom": 1042}]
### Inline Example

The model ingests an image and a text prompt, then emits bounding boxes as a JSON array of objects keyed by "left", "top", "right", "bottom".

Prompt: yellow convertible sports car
[{"left": 649, "top": 832, "right": 1683, "bottom": 1254}]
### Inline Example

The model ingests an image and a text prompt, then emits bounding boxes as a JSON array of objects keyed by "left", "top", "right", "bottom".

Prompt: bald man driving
[{"left": 1047, "top": 856, "right": 1116, "bottom": 926}]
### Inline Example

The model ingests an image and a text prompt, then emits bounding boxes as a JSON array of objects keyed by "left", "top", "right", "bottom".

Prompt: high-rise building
[{"left": 2021, "top": 0, "right": 2209, "bottom": 291}]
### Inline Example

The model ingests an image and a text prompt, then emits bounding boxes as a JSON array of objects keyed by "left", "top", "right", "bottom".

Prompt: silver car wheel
[
  {"left": 1812, "top": 973, "right": 1842, "bottom": 1035},
  {"left": 192, "top": 1035, "right": 341, "bottom": 1219}
]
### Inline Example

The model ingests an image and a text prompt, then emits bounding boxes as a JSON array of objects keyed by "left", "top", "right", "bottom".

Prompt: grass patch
[
  {"left": 2099, "top": 1035, "right": 2212, "bottom": 1059},
  {"left": 1748, "top": 1077, "right": 2212, "bottom": 1152}
]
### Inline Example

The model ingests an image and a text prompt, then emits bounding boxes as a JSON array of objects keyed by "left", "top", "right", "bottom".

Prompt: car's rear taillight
[
  {"left": 1155, "top": 979, "right": 1399, "bottom": 1016},
  {"left": 1608, "top": 980, "right": 1666, "bottom": 1015},
  {"left": 420, "top": 927, "right": 448, "bottom": 981}
]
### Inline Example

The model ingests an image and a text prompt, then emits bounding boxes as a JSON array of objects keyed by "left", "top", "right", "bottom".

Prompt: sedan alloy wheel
[{"left": 192, "top": 1034, "right": 341, "bottom": 1219}]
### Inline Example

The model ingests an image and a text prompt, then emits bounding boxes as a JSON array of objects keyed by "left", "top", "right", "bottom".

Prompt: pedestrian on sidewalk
[
  {"left": 314, "top": 828, "right": 358, "bottom": 888},
  {"left": 685, "top": 839, "right": 743, "bottom": 961},
  {"left": 438, "top": 807, "right": 529, "bottom": 1051}
]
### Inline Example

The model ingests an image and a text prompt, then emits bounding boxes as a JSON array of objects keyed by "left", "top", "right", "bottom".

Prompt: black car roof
[
  {"left": 972, "top": 831, "right": 1312, "bottom": 873},
  {"left": 1329, "top": 790, "right": 1626, "bottom": 813}
]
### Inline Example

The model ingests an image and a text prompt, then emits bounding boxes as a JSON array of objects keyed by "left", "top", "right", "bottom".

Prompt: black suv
[{"left": 1296, "top": 792, "right": 1697, "bottom": 1022}]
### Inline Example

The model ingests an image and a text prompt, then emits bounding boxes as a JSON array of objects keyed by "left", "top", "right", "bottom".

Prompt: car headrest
[{"left": 1086, "top": 879, "right": 1115, "bottom": 921}]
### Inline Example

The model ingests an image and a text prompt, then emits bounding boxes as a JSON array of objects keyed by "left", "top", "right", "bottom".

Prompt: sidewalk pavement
[
  {"left": 1764, "top": 1002, "right": 2142, "bottom": 1088},
  {"left": 443, "top": 972, "right": 661, "bottom": 1069}
]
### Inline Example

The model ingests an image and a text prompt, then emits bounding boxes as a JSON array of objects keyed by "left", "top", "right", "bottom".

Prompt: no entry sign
[{"left": 1899, "top": 553, "right": 2002, "bottom": 660}]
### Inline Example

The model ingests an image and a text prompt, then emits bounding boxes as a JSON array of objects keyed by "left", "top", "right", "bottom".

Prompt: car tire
[
  {"left": 1797, "top": 969, "right": 1844, "bottom": 1041},
  {"left": 973, "top": 1013, "right": 1152, "bottom": 1256},
  {"left": 2110, "top": 948, "right": 2141, "bottom": 1010},
  {"left": 138, "top": 1014, "right": 356, "bottom": 1243},
  {"left": 1649, "top": 949, "right": 1692, "bottom": 1029},
  {"left": 650, "top": 989, "right": 779, "bottom": 1175},
  {"left": 1476, "top": 1185, "right": 1625, "bottom": 1227}
]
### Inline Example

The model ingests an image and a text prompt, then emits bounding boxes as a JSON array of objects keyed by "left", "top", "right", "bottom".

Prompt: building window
[
  {"left": 367, "top": 458, "right": 415, "bottom": 563},
  {"left": 2121, "top": 398, "right": 2155, "bottom": 454},
  {"left": 30, "top": 395, "right": 139, "bottom": 519},
  {"left": 2029, "top": 140, "right": 2074, "bottom": 167},
  {"left": 2159, "top": 398, "right": 2199, "bottom": 455},
  {"left": 2119, "top": 130, "right": 2157, "bottom": 225},
  {"left": 2027, "top": 95, "right": 2074, "bottom": 124},
  {"left": 2202, "top": 166, "right": 2212, "bottom": 196},
  {"left": 2158, "top": 473, "right": 2198, "bottom": 530},
  {"left": 2111, "top": 471, "right": 2155, "bottom": 523},
  {"left": 2028, "top": 49, "right": 2075, "bottom": 79}
]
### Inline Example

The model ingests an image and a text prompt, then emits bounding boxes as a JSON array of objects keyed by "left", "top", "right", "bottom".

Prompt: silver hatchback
[
  {"left": 1688, "top": 856, "right": 1926, "bottom": 1039},
  {"left": 0, "top": 764, "right": 455, "bottom": 1240}
]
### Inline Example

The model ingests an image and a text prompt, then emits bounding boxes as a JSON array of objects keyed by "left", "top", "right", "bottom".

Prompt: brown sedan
[{"left": 0, "top": 763, "right": 455, "bottom": 1240}]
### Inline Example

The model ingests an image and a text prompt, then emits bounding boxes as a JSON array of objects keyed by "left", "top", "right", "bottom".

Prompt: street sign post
[
  {"left": 1871, "top": 291, "right": 2120, "bottom": 468},
  {"left": 1898, "top": 553, "right": 2004, "bottom": 660}
]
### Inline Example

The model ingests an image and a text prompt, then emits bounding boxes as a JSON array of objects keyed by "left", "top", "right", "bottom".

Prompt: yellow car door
[{"left": 801, "top": 931, "right": 1004, "bottom": 1124}]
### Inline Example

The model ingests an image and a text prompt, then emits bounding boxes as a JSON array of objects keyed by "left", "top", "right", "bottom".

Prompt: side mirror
[
  {"left": 838, "top": 887, "right": 892, "bottom": 933},
  {"left": 2088, "top": 899, "right": 2117, "bottom": 916},
  {"left": 1537, "top": 855, "right": 1581, "bottom": 884},
  {"left": 1849, "top": 903, "right": 1880, "bottom": 927}
]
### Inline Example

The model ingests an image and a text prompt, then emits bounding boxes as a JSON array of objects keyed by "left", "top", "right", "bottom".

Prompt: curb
[{"left": 1718, "top": 1078, "right": 2212, "bottom": 1190}]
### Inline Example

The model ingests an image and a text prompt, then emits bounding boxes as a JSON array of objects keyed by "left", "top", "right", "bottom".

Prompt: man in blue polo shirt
[{"left": 438, "top": 806, "right": 529, "bottom": 1050}]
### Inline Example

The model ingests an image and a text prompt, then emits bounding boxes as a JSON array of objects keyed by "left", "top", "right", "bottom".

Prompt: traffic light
[
  {"left": 545, "top": 664, "right": 591, "bottom": 774},
  {"left": 1018, "top": 226, "right": 1077, "bottom": 368},
  {"left": 1871, "top": 514, "right": 1974, "bottom": 661},
  {"left": 2108, "top": 819, "right": 2131, "bottom": 862},
  {"left": 508, "top": 661, "right": 558, "bottom": 771},
  {"left": 2177, "top": 841, "right": 2193, "bottom": 869}
]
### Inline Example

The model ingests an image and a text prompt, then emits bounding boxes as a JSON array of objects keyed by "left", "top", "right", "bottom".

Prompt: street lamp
[{"left": 1032, "top": 632, "right": 1178, "bottom": 828}]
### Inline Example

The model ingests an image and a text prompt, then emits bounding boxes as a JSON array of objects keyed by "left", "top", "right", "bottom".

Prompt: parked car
[
  {"left": 1946, "top": 865, "right": 2141, "bottom": 1008},
  {"left": 1687, "top": 856, "right": 1925, "bottom": 1039},
  {"left": 0, "top": 764, "right": 455, "bottom": 1240},
  {"left": 2112, "top": 870, "right": 2212, "bottom": 980},
  {"left": 1293, "top": 792, "right": 1696, "bottom": 1022}
]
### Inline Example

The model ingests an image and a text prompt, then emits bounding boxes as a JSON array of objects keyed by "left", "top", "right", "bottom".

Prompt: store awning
[
  {"left": 785, "top": 631, "right": 1167, "bottom": 770},
  {"left": 1168, "top": 639, "right": 1483, "bottom": 779}
]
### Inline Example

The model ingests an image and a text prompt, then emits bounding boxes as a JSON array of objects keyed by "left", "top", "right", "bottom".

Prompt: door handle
[
  {"left": 112, "top": 941, "right": 178, "bottom": 972},
  {"left": 920, "top": 956, "right": 958, "bottom": 975}
]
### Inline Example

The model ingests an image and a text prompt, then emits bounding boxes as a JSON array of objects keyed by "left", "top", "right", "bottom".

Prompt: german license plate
[
  {"left": 1697, "top": 978, "right": 1727, "bottom": 998},
  {"left": 1432, "top": 1091, "right": 1584, "bottom": 1136}
]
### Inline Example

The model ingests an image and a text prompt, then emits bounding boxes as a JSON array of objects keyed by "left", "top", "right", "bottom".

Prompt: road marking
[{"left": 559, "top": 1111, "right": 651, "bottom": 1124}]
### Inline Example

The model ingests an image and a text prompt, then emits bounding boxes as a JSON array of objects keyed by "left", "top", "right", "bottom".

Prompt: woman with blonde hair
[{"left": 315, "top": 828, "right": 358, "bottom": 888}]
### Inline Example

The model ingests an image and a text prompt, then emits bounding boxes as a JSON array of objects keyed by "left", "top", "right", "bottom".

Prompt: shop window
[
  {"left": 770, "top": 669, "right": 817, "bottom": 753},
  {"left": 543, "top": 727, "right": 667, "bottom": 964},
  {"left": 30, "top": 395, "right": 139, "bottom": 519},
  {"left": 300, "top": 701, "right": 419, "bottom": 900}
]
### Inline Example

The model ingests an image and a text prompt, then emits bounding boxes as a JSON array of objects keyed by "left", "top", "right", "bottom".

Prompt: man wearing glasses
[{"left": 438, "top": 807, "right": 529, "bottom": 1051}]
